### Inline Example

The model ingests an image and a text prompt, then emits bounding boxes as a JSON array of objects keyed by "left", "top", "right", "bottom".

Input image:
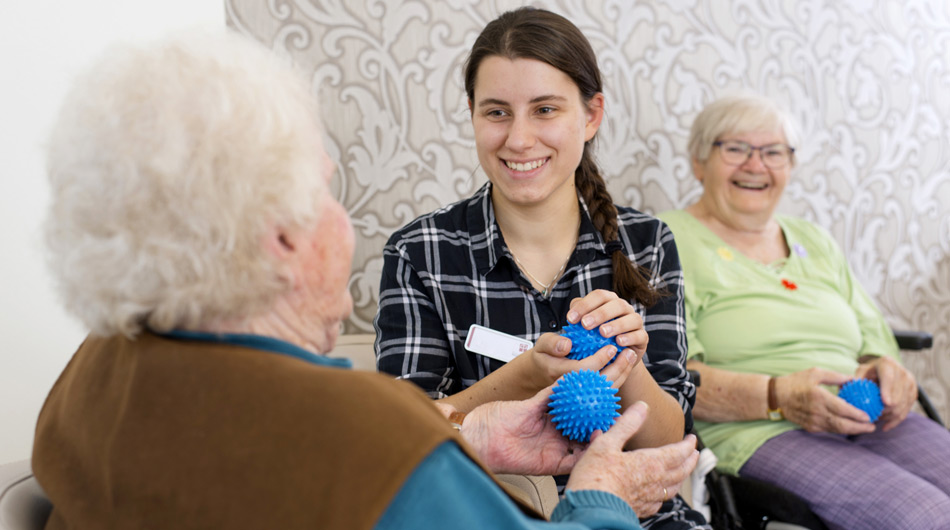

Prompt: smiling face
[
  {"left": 692, "top": 129, "right": 791, "bottom": 227},
  {"left": 470, "top": 56, "right": 603, "bottom": 212}
]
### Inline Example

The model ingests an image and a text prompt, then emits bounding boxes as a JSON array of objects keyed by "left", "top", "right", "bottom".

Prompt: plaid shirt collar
[{"left": 466, "top": 182, "right": 614, "bottom": 278}]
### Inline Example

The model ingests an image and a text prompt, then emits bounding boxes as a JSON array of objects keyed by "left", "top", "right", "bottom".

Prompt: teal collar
[{"left": 163, "top": 329, "right": 353, "bottom": 369}]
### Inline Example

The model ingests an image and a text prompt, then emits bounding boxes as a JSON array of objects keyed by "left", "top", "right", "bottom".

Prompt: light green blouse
[{"left": 657, "top": 210, "right": 899, "bottom": 475}]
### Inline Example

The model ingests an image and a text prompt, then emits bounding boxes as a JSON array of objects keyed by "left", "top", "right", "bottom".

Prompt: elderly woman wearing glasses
[{"left": 658, "top": 94, "right": 950, "bottom": 529}]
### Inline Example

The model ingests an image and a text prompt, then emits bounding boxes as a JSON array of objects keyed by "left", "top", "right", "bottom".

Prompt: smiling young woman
[
  {"left": 470, "top": 55, "right": 601, "bottom": 297},
  {"left": 375, "top": 8, "right": 708, "bottom": 529}
]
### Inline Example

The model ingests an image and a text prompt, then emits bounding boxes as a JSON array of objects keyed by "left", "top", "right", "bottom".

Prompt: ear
[
  {"left": 584, "top": 93, "right": 605, "bottom": 142},
  {"left": 261, "top": 224, "right": 301, "bottom": 287},
  {"left": 691, "top": 157, "right": 706, "bottom": 183},
  {"left": 467, "top": 99, "right": 473, "bottom": 116},
  {"left": 262, "top": 224, "right": 297, "bottom": 256}
]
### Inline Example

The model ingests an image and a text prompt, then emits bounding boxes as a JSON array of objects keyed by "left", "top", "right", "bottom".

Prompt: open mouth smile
[
  {"left": 504, "top": 158, "right": 549, "bottom": 172},
  {"left": 733, "top": 180, "right": 768, "bottom": 190}
]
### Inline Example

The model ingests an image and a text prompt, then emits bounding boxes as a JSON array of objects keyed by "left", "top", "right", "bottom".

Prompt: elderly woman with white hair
[
  {"left": 32, "top": 30, "right": 700, "bottom": 530},
  {"left": 658, "top": 94, "right": 950, "bottom": 529}
]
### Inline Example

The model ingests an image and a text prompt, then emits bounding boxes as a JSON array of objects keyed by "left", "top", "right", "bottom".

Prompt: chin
[
  {"left": 316, "top": 300, "right": 353, "bottom": 354},
  {"left": 309, "top": 326, "right": 341, "bottom": 355}
]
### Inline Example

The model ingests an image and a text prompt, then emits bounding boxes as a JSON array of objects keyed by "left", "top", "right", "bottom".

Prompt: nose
[
  {"left": 321, "top": 151, "right": 336, "bottom": 184},
  {"left": 505, "top": 115, "right": 535, "bottom": 152},
  {"left": 741, "top": 148, "right": 768, "bottom": 172}
]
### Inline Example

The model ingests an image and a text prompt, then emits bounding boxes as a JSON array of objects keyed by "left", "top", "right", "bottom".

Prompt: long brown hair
[{"left": 463, "top": 7, "right": 663, "bottom": 306}]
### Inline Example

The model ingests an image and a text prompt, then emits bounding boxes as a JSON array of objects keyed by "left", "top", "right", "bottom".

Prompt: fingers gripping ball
[
  {"left": 839, "top": 378, "right": 884, "bottom": 422},
  {"left": 548, "top": 369, "right": 621, "bottom": 442},
  {"left": 561, "top": 323, "right": 620, "bottom": 362}
]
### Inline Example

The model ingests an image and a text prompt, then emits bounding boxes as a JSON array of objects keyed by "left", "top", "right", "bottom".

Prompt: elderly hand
[
  {"left": 567, "top": 289, "right": 649, "bottom": 360},
  {"left": 855, "top": 356, "right": 917, "bottom": 431},
  {"left": 565, "top": 402, "right": 699, "bottom": 518},
  {"left": 512, "top": 329, "right": 640, "bottom": 394},
  {"left": 774, "top": 368, "right": 877, "bottom": 435},
  {"left": 453, "top": 386, "right": 587, "bottom": 476}
]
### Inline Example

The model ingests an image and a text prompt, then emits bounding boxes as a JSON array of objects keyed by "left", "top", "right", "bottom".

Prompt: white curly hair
[
  {"left": 44, "top": 30, "right": 330, "bottom": 338},
  {"left": 688, "top": 92, "right": 801, "bottom": 165}
]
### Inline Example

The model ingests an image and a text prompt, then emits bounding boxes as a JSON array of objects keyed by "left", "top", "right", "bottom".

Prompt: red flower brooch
[{"left": 781, "top": 279, "right": 798, "bottom": 290}]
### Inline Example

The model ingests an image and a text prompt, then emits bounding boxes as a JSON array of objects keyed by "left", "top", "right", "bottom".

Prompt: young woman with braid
[{"left": 375, "top": 8, "right": 707, "bottom": 528}]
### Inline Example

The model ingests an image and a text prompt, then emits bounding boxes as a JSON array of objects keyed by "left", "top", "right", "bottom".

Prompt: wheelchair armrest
[
  {"left": 688, "top": 369, "right": 701, "bottom": 388},
  {"left": 918, "top": 384, "right": 946, "bottom": 427},
  {"left": 893, "top": 330, "right": 933, "bottom": 350}
]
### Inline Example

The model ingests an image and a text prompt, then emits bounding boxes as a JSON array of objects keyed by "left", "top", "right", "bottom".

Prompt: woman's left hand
[
  {"left": 447, "top": 386, "right": 586, "bottom": 476},
  {"left": 854, "top": 356, "right": 917, "bottom": 431},
  {"left": 568, "top": 289, "right": 686, "bottom": 449},
  {"left": 567, "top": 289, "right": 648, "bottom": 359}
]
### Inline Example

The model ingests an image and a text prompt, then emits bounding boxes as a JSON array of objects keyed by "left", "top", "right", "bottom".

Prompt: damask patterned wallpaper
[{"left": 226, "top": 0, "right": 950, "bottom": 418}]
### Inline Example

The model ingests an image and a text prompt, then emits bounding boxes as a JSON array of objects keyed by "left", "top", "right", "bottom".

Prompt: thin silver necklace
[
  {"left": 511, "top": 252, "right": 569, "bottom": 298},
  {"left": 509, "top": 218, "right": 581, "bottom": 298}
]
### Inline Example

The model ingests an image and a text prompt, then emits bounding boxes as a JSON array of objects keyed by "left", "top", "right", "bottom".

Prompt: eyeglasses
[{"left": 713, "top": 140, "right": 795, "bottom": 169}]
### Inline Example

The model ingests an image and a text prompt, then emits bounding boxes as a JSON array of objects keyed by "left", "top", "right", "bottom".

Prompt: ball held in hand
[
  {"left": 561, "top": 322, "right": 620, "bottom": 362},
  {"left": 839, "top": 378, "right": 884, "bottom": 422},
  {"left": 548, "top": 369, "right": 621, "bottom": 442}
]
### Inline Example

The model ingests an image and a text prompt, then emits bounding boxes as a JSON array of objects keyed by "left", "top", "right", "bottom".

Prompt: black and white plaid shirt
[{"left": 374, "top": 182, "right": 695, "bottom": 432}]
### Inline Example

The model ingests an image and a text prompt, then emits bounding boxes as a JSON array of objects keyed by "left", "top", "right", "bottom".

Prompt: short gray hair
[
  {"left": 45, "top": 30, "right": 329, "bottom": 337},
  {"left": 688, "top": 93, "right": 801, "bottom": 164}
]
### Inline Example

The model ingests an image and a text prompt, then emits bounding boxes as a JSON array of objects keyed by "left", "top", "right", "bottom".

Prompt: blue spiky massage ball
[
  {"left": 548, "top": 369, "right": 621, "bottom": 442},
  {"left": 839, "top": 378, "right": 884, "bottom": 422},
  {"left": 561, "top": 322, "right": 620, "bottom": 362}
]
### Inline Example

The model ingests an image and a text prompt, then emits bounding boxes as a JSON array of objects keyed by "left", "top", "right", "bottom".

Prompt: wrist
[
  {"left": 767, "top": 376, "right": 784, "bottom": 421},
  {"left": 448, "top": 410, "right": 467, "bottom": 432},
  {"left": 508, "top": 349, "right": 545, "bottom": 394},
  {"left": 453, "top": 407, "right": 510, "bottom": 472}
]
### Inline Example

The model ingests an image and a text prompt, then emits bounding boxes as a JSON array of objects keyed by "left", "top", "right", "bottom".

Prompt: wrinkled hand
[
  {"left": 456, "top": 386, "right": 586, "bottom": 475},
  {"left": 855, "top": 356, "right": 917, "bottom": 431},
  {"left": 774, "top": 368, "right": 876, "bottom": 434},
  {"left": 565, "top": 402, "right": 699, "bottom": 518},
  {"left": 513, "top": 330, "right": 639, "bottom": 394},
  {"left": 567, "top": 289, "right": 649, "bottom": 360}
]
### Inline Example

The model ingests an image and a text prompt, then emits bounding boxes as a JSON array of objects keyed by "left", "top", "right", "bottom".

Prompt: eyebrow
[{"left": 476, "top": 94, "right": 568, "bottom": 108}]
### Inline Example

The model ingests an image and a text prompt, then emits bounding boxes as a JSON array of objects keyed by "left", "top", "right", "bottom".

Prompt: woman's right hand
[
  {"left": 514, "top": 332, "right": 639, "bottom": 393},
  {"left": 565, "top": 401, "right": 699, "bottom": 518},
  {"left": 774, "top": 368, "right": 877, "bottom": 434}
]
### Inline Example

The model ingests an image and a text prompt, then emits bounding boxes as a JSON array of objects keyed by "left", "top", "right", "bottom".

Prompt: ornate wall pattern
[{"left": 227, "top": 0, "right": 950, "bottom": 418}]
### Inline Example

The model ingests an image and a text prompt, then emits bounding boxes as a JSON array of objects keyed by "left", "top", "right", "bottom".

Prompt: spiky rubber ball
[
  {"left": 561, "top": 322, "right": 620, "bottom": 362},
  {"left": 548, "top": 369, "right": 621, "bottom": 442},
  {"left": 839, "top": 378, "right": 884, "bottom": 422}
]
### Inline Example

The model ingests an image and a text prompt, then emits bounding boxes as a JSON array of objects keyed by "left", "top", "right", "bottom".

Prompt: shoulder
[
  {"left": 778, "top": 214, "right": 825, "bottom": 235},
  {"left": 278, "top": 356, "right": 426, "bottom": 403},
  {"left": 162, "top": 337, "right": 429, "bottom": 412},
  {"left": 251, "top": 352, "right": 454, "bottom": 434},
  {"left": 615, "top": 204, "right": 659, "bottom": 225},
  {"left": 384, "top": 193, "right": 485, "bottom": 255},
  {"left": 615, "top": 205, "right": 671, "bottom": 240},
  {"left": 777, "top": 215, "right": 839, "bottom": 252},
  {"left": 655, "top": 209, "right": 692, "bottom": 235},
  {"left": 385, "top": 199, "right": 467, "bottom": 245}
]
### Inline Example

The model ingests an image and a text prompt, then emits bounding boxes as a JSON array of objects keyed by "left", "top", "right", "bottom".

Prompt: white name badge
[{"left": 464, "top": 324, "right": 533, "bottom": 363}]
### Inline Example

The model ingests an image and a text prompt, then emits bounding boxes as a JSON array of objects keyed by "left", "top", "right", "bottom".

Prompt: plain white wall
[{"left": 0, "top": 1, "right": 225, "bottom": 464}]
